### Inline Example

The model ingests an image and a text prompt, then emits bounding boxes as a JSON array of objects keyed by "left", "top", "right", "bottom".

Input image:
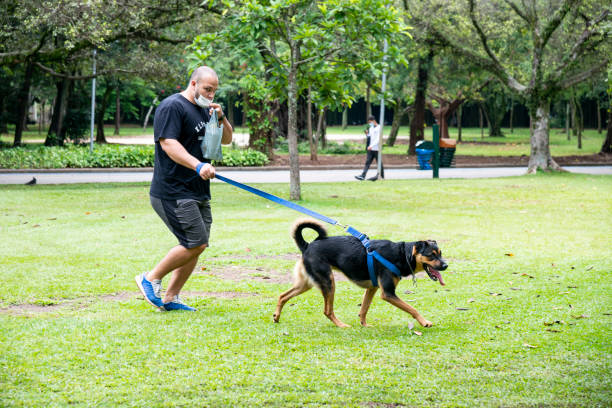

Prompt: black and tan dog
[{"left": 273, "top": 219, "right": 448, "bottom": 328}]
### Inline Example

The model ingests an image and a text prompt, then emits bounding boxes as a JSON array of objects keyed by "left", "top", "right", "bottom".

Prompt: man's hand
[
  {"left": 198, "top": 163, "right": 216, "bottom": 180},
  {"left": 209, "top": 103, "right": 224, "bottom": 122},
  {"left": 367, "top": 146, "right": 372, "bottom": 151}
]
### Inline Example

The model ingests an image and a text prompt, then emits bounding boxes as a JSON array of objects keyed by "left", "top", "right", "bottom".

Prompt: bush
[
  {"left": 0, "top": 145, "right": 269, "bottom": 169},
  {"left": 214, "top": 148, "right": 269, "bottom": 167}
]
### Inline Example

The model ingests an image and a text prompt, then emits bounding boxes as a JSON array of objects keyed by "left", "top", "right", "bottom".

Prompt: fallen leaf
[
  {"left": 200, "top": 266, "right": 206, "bottom": 271},
  {"left": 559, "top": 291, "right": 570, "bottom": 295},
  {"left": 510, "top": 287, "right": 522, "bottom": 291},
  {"left": 47, "top": 217, "right": 57, "bottom": 220},
  {"left": 552, "top": 306, "right": 563, "bottom": 310},
  {"left": 546, "top": 329, "right": 561, "bottom": 333},
  {"left": 521, "top": 273, "right": 534, "bottom": 278},
  {"left": 489, "top": 292, "right": 502, "bottom": 296},
  {"left": 261, "top": 276, "right": 271, "bottom": 280},
  {"left": 32, "top": 224, "right": 40, "bottom": 228},
  {"left": 495, "top": 325, "right": 502, "bottom": 329},
  {"left": 571, "top": 314, "right": 589, "bottom": 319},
  {"left": 505, "top": 297, "right": 513, "bottom": 301},
  {"left": 586, "top": 266, "right": 593, "bottom": 271},
  {"left": 121, "top": 216, "right": 126, "bottom": 219},
  {"left": 523, "top": 343, "right": 537, "bottom": 349},
  {"left": 568, "top": 285, "right": 578, "bottom": 288},
  {"left": 504, "top": 253, "right": 514, "bottom": 257},
  {"left": 603, "top": 313, "right": 612, "bottom": 316},
  {"left": 467, "top": 298, "right": 475, "bottom": 303},
  {"left": 85, "top": 212, "right": 91, "bottom": 215},
  {"left": 456, "top": 307, "right": 469, "bottom": 311},
  {"left": 404, "top": 290, "right": 414, "bottom": 294},
  {"left": 414, "top": 331, "right": 422, "bottom": 336}
]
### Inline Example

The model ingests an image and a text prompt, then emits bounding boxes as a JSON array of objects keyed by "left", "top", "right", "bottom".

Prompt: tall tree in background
[
  {"left": 427, "top": 0, "right": 610, "bottom": 173},
  {"left": 196, "top": 0, "right": 406, "bottom": 200}
]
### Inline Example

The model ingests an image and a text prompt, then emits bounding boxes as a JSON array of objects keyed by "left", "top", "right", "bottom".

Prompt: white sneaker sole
[{"left": 134, "top": 274, "right": 164, "bottom": 311}]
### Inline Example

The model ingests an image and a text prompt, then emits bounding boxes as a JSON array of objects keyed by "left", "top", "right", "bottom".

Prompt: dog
[{"left": 273, "top": 219, "right": 448, "bottom": 328}]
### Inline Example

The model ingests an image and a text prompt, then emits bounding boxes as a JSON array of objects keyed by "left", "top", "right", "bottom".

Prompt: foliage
[
  {"left": 0, "top": 175, "right": 610, "bottom": 406},
  {"left": 0, "top": 145, "right": 269, "bottom": 169}
]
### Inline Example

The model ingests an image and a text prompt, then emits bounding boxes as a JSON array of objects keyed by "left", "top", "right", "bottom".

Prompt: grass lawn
[{"left": 1, "top": 174, "right": 611, "bottom": 407}]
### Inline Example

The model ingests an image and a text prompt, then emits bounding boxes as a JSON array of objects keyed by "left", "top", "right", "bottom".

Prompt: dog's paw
[
  {"left": 272, "top": 314, "right": 280, "bottom": 323},
  {"left": 420, "top": 319, "right": 433, "bottom": 328}
]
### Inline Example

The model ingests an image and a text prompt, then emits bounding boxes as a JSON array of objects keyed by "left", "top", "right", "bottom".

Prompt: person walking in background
[
  {"left": 355, "top": 115, "right": 384, "bottom": 181},
  {"left": 135, "top": 66, "right": 233, "bottom": 312}
]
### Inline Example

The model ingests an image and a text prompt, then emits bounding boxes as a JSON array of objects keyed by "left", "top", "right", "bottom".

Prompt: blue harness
[{"left": 215, "top": 173, "right": 402, "bottom": 287}]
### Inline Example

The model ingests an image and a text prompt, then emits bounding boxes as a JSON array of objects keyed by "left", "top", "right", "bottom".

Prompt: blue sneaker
[
  {"left": 163, "top": 295, "right": 197, "bottom": 312},
  {"left": 135, "top": 273, "right": 164, "bottom": 309}
]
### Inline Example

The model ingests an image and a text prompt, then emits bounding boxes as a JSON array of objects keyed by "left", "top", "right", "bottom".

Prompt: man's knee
[{"left": 187, "top": 243, "right": 207, "bottom": 255}]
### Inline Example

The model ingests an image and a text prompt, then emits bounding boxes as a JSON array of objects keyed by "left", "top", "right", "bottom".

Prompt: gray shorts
[{"left": 150, "top": 196, "right": 212, "bottom": 248}]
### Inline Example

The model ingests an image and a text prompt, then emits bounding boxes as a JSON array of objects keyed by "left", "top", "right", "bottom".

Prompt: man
[
  {"left": 135, "top": 66, "right": 233, "bottom": 311},
  {"left": 355, "top": 115, "right": 384, "bottom": 181}
]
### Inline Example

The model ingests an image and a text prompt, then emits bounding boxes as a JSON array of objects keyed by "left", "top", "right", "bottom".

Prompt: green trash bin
[{"left": 439, "top": 138, "right": 456, "bottom": 168}]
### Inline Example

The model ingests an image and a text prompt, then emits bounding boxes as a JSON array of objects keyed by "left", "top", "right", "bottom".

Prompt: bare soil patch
[{"left": 0, "top": 290, "right": 259, "bottom": 315}]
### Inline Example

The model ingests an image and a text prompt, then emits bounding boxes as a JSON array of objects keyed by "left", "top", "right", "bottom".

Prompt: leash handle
[{"left": 215, "top": 173, "right": 339, "bottom": 226}]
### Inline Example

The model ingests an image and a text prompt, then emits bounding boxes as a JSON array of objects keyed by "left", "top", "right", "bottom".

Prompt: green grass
[{"left": 1, "top": 175, "right": 611, "bottom": 407}]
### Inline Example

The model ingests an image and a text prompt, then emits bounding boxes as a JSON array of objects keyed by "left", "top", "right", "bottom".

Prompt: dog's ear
[{"left": 414, "top": 241, "right": 426, "bottom": 253}]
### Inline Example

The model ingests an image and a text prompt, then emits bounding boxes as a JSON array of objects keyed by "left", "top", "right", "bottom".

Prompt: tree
[
  {"left": 196, "top": 0, "right": 406, "bottom": 200},
  {"left": 426, "top": 0, "right": 610, "bottom": 173},
  {"left": 0, "top": 0, "right": 205, "bottom": 146}
]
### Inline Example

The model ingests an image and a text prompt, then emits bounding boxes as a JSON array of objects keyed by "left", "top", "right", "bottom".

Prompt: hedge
[{"left": 0, "top": 144, "right": 269, "bottom": 169}]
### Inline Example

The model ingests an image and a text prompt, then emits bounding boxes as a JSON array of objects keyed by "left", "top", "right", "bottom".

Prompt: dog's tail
[{"left": 291, "top": 218, "right": 328, "bottom": 253}]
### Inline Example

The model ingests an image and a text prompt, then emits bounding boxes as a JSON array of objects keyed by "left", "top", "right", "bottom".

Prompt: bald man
[{"left": 136, "top": 66, "right": 233, "bottom": 311}]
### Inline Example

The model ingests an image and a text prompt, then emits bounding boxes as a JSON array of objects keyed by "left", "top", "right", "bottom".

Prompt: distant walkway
[{"left": 1, "top": 166, "right": 610, "bottom": 185}]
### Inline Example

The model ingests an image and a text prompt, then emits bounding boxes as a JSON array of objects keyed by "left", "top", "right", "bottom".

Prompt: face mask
[
  {"left": 195, "top": 94, "right": 213, "bottom": 108},
  {"left": 369, "top": 123, "right": 374, "bottom": 128}
]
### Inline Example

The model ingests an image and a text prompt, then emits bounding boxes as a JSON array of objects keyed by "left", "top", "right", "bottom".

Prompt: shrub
[{"left": 0, "top": 145, "right": 269, "bottom": 169}]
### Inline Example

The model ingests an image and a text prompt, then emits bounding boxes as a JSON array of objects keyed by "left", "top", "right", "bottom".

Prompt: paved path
[{"left": 1, "top": 166, "right": 610, "bottom": 185}]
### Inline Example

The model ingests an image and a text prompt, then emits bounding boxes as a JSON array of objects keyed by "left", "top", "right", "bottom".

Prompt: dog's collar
[{"left": 403, "top": 243, "right": 416, "bottom": 277}]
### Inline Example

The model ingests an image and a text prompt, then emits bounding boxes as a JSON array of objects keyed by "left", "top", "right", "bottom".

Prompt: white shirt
[{"left": 367, "top": 124, "right": 380, "bottom": 151}]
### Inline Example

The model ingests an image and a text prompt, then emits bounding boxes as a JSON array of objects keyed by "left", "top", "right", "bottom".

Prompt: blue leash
[{"left": 215, "top": 173, "right": 401, "bottom": 287}]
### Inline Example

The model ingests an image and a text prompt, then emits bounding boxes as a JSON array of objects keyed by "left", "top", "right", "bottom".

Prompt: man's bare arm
[{"left": 159, "top": 138, "right": 215, "bottom": 179}]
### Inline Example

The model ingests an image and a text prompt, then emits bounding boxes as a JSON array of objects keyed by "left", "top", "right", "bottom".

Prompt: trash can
[
  {"left": 439, "top": 138, "right": 457, "bottom": 168},
  {"left": 415, "top": 140, "right": 435, "bottom": 170}
]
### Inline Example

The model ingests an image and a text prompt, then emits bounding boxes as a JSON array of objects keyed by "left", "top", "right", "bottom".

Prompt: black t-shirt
[{"left": 150, "top": 93, "right": 211, "bottom": 201}]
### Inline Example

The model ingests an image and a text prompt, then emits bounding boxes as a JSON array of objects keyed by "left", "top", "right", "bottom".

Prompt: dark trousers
[{"left": 360, "top": 150, "right": 384, "bottom": 178}]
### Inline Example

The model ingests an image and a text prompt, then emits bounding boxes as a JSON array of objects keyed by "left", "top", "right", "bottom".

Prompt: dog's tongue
[{"left": 431, "top": 269, "right": 445, "bottom": 286}]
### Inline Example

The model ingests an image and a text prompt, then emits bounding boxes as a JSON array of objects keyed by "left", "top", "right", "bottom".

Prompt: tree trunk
[
  {"left": 287, "top": 58, "right": 301, "bottom": 200},
  {"left": 601, "top": 105, "right": 611, "bottom": 153},
  {"left": 566, "top": 102, "right": 570, "bottom": 140},
  {"left": 595, "top": 99, "right": 602, "bottom": 134},
  {"left": 527, "top": 100, "right": 563, "bottom": 173},
  {"left": 13, "top": 60, "right": 34, "bottom": 147},
  {"left": 227, "top": 93, "right": 234, "bottom": 126},
  {"left": 509, "top": 100, "right": 514, "bottom": 134},
  {"left": 387, "top": 100, "right": 403, "bottom": 147},
  {"left": 457, "top": 105, "right": 463, "bottom": 142},
  {"left": 409, "top": 52, "right": 432, "bottom": 155},
  {"left": 366, "top": 85, "right": 371, "bottom": 120},
  {"left": 46, "top": 78, "right": 71, "bottom": 146},
  {"left": 341, "top": 105, "right": 348, "bottom": 130},
  {"left": 97, "top": 84, "right": 113, "bottom": 143},
  {"left": 142, "top": 96, "right": 158, "bottom": 130},
  {"left": 307, "top": 86, "right": 317, "bottom": 161},
  {"left": 114, "top": 83, "right": 121, "bottom": 135},
  {"left": 479, "top": 105, "right": 484, "bottom": 139}
]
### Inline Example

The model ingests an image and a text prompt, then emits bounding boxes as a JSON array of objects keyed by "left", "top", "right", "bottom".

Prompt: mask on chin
[{"left": 195, "top": 93, "right": 213, "bottom": 108}]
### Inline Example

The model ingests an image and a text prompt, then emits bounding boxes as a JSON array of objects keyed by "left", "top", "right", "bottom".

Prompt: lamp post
[
  {"left": 376, "top": 38, "right": 388, "bottom": 180},
  {"left": 89, "top": 49, "right": 96, "bottom": 153}
]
